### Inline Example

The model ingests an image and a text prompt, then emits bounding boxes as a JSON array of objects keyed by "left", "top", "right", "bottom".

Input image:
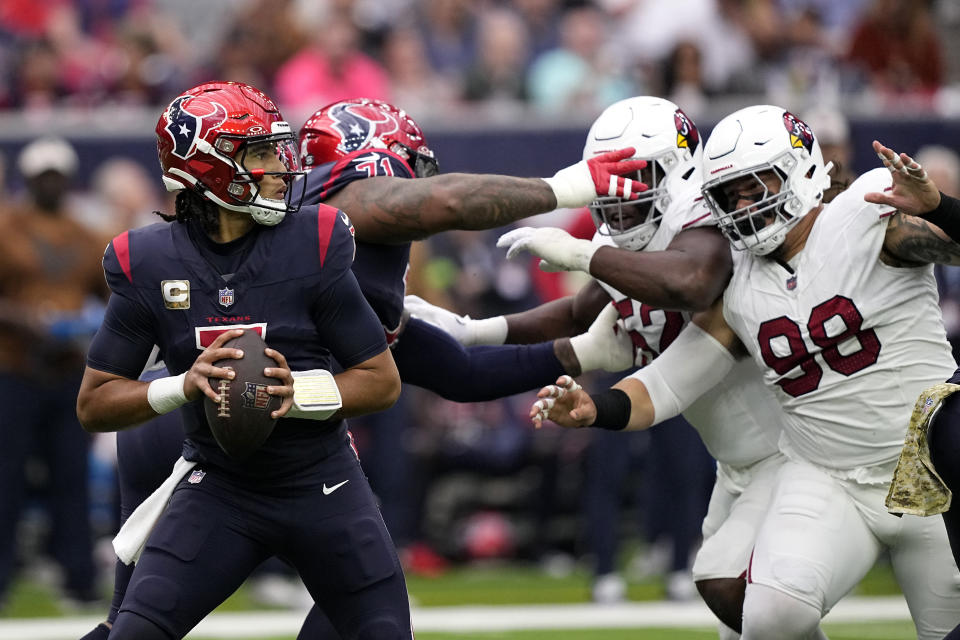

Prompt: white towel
[{"left": 113, "top": 456, "right": 197, "bottom": 564}]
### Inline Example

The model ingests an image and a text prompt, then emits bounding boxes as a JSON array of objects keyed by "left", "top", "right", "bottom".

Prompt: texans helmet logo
[
  {"left": 782, "top": 111, "right": 814, "bottom": 154},
  {"left": 164, "top": 96, "right": 229, "bottom": 159},
  {"left": 674, "top": 108, "right": 700, "bottom": 154},
  {"left": 327, "top": 102, "right": 399, "bottom": 155}
]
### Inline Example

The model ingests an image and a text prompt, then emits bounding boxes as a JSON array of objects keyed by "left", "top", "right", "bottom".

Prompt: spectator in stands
[
  {"left": 274, "top": 11, "right": 391, "bottom": 124},
  {"left": 527, "top": 6, "right": 633, "bottom": 116},
  {"left": 845, "top": 0, "right": 944, "bottom": 101},
  {"left": 381, "top": 27, "right": 459, "bottom": 120},
  {"left": 414, "top": 0, "right": 478, "bottom": 78},
  {"left": 461, "top": 8, "right": 531, "bottom": 111},
  {"left": 0, "top": 137, "right": 106, "bottom": 610}
]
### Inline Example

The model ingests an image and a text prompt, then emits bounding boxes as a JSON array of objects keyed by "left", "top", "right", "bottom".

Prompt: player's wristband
[
  {"left": 920, "top": 192, "right": 960, "bottom": 244},
  {"left": 470, "top": 315, "right": 509, "bottom": 345},
  {"left": 146, "top": 373, "right": 188, "bottom": 415},
  {"left": 590, "top": 388, "right": 632, "bottom": 431},
  {"left": 286, "top": 369, "right": 342, "bottom": 421},
  {"left": 543, "top": 161, "right": 596, "bottom": 209}
]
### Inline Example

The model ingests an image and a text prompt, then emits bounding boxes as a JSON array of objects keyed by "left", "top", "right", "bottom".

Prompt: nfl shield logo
[
  {"left": 218, "top": 287, "right": 235, "bottom": 307},
  {"left": 188, "top": 469, "right": 206, "bottom": 484},
  {"left": 786, "top": 275, "right": 797, "bottom": 291},
  {"left": 242, "top": 382, "right": 271, "bottom": 410}
]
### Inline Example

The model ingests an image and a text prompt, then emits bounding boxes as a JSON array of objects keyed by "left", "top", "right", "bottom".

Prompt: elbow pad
[{"left": 628, "top": 323, "right": 735, "bottom": 424}]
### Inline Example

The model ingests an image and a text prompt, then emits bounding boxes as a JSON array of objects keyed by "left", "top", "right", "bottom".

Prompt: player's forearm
[
  {"left": 76, "top": 375, "right": 163, "bottom": 432},
  {"left": 588, "top": 243, "right": 730, "bottom": 311},
  {"left": 332, "top": 352, "right": 401, "bottom": 418},
  {"left": 504, "top": 297, "right": 585, "bottom": 343},
  {"left": 336, "top": 174, "right": 556, "bottom": 244},
  {"left": 613, "top": 377, "right": 657, "bottom": 431}
]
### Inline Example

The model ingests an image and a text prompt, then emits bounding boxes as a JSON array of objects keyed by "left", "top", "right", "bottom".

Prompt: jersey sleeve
[
  {"left": 102, "top": 231, "right": 137, "bottom": 296},
  {"left": 86, "top": 291, "right": 158, "bottom": 378},
  {"left": 311, "top": 203, "right": 358, "bottom": 286},
  {"left": 310, "top": 268, "right": 387, "bottom": 369},
  {"left": 307, "top": 149, "right": 414, "bottom": 202}
]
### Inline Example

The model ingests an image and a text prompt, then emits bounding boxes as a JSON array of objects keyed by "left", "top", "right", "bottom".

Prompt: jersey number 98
[{"left": 757, "top": 295, "right": 881, "bottom": 397}]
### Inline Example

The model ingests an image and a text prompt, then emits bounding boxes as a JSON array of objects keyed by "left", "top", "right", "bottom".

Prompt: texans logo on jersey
[
  {"left": 327, "top": 103, "right": 399, "bottom": 155},
  {"left": 674, "top": 108, "right": 700, "bottom": 154},
  {"left": 782, "top": 111, "right": 814, "bottom": 154},
  {"left": 163, "top": 95, "right": 229, "bottom": 160}
]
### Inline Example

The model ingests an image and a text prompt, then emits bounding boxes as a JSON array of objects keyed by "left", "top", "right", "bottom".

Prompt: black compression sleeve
[
  {"left": 921, "top": 192, "right": 960, "bottom": 244},
  {"left": 590, "top": 388, "right": 632, "bottom": 431}
]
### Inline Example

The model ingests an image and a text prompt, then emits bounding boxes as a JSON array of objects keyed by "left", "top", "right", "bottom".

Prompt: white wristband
[
  {"left": 543, "top": 161, "right": 596, "bottom": 209},
  {"left": 286, "top": 369, "right": 342, "bottom": 421},
  {"left": 146, "top": 373, "right": 188, "bottom": 415},
  {"left": 569, "top": 332, "right": 605, "bottom": 373},
  {"left": 470, "top": 315, "right": 509, "bottom": 345}
]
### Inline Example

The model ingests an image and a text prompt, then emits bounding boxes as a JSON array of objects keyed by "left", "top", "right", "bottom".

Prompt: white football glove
[
  {"left": 569, "top": 304, "right": 635, "bottom": 373},
  {"left": 496, "top": 227, "right": 599, "bottom": 273},
  {"left": 543, "top": 148, "right": 648, "bottom": 208},
  {"left": 404, "top": 295, "right": 508, "bottom": 346}
]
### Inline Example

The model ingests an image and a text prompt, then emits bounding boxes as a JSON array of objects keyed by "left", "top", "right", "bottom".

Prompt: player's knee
[
  {"left": 108, "top": 611, "right": 174, "bottom": 640},
  {"left": 742, "top": 583, "right": 821, "bottom": 640},
  {"left": 696, "top": 577, "right": 745, "bottom": 633}
]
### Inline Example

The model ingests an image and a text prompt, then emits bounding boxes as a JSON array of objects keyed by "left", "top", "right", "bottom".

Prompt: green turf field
[{"left": 0, "top": 559, "right": 912, "bottom": 639}]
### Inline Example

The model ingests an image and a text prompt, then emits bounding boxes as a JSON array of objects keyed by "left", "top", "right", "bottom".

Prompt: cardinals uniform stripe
[
  {"left": 681, "top": 213, "right": 712, "bottom": 228},
  {"left": 316, "top": 205, "right": 339, "bottom": 267},
  {"left": 113, "top": 231, "right": 133, "bottom": 283}
]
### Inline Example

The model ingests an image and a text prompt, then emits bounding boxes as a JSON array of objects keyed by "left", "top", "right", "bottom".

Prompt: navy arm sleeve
[
  {"left": 392, "top": 317, "right": 566, "bottom": 402},
  {"left": 86, "top": 293, "right": 157, "bottom": 379},
  {"left": 311, "top": 269, "right": 388, "bottom": 369}
]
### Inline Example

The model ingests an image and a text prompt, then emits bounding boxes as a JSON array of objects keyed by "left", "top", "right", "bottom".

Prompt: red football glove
[{"left": 544, "top": 147, "right": 648, "bottom": 209}]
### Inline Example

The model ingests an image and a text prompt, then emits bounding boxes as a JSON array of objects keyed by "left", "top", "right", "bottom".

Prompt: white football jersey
[
  {"left": 723, "top": 168, "right": 956, "bottom": 474},
  {"left": 596, "top": 180, "right": 784, "bottom": 467}
]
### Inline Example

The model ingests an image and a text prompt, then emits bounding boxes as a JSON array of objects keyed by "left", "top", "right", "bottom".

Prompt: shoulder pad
[
  {"left": 102, "top": 223, "right": 173, "bottom": 293},
  {"left": 302, "top": 148, "right": 414, "bottom": 205}
]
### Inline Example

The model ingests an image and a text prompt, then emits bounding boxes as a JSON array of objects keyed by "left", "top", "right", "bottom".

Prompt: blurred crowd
[
  {"left": 3, "top": 0, "right": 960, "bottom": 616},
  {"left": 1, "top": 0, "right": 959, "bottom": 127}
]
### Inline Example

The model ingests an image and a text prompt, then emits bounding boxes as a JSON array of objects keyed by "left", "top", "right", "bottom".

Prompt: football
[{"left": 203, "top": 330, "right": 282, "bottom": 460}]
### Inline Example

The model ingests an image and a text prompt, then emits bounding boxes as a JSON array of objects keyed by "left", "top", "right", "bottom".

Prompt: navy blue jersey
[
  {"left": 88, "top": 204, "right": 386, "bottom": 485},
  {"left": 303, "top": 148, "right": 414, "bottom": 343}
]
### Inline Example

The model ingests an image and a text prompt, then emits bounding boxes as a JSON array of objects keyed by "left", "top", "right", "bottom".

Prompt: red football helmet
[
  {"left": 299, "top": 98, "right": 438, "bottom": 178},
  {"left": 156, "top": 81, "right": 304, "bottom": 226}
]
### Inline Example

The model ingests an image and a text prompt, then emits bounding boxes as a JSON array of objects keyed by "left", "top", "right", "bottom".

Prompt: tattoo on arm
[
  {"left": 883, "top": 212, "right": 960, "bottom": 266},
  {"left": 331, "top": 175, "right": 556, "bottom": 244}
]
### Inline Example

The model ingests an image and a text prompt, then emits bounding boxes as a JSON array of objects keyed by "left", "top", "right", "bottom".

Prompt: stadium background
[{"left": 1, "top": 0, "right": 959, "bottom": 636}]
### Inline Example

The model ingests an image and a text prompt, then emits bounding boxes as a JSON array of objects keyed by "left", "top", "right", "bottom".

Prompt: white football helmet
[
  {"left": 701, "top": 105, "right": 831, "bottom": 256},
  {"left": 582, "top": 96, "right": 702, "bottom": 251}
]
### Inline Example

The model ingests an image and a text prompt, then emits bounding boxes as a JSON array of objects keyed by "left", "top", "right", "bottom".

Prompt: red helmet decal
[
  {"left": 327, "top": 102, "right": 399, "bottom": 155},
  {"left": 163, "top": 95, "right": 229, "bottom": 160},
  {"left": 674, "top": 108, "right": 700, "bottom": 154},
  {"left": 782, "top": 111, "right": 814, "bottom": 154}
]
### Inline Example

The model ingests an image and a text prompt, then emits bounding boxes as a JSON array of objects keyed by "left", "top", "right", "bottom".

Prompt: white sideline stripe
[{"left": 0, "top": 596, "right": 912, "bottom": 639}]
